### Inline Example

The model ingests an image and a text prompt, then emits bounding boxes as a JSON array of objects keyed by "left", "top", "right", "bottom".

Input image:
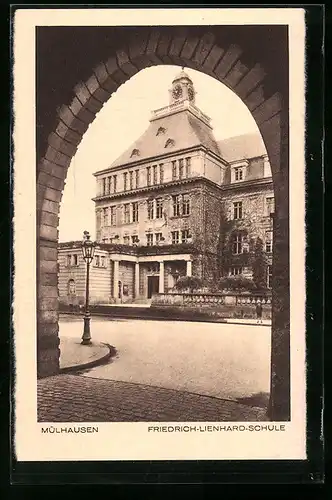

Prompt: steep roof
[
  {"left": 217, "top": 133, "right": 267, "bottom": 163},
  {"left": 109, "top": 109, "right": 221, "bottom": 169}
]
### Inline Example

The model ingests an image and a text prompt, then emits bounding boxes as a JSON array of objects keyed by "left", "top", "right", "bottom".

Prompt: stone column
[
  {"left": 113, "top": 260, "right": 119, "bottom": 299},
  {"left": 135, "top": 261, "right": 140, "bottom": 298},
  {"left": 186, "top": 260, "right": 192, "bottom": 277},
  {"left": 159, "top": 261, "right": 164, "bottom": 293}
]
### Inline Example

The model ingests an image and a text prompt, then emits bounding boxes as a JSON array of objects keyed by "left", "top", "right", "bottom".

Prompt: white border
[{"left": 13, "top": 8, "right": 306, "bottom": 461}]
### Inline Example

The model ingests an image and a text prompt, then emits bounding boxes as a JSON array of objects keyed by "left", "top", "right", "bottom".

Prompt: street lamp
[{"left": 81, "top": 231, "right": 96, "bottom": 345}]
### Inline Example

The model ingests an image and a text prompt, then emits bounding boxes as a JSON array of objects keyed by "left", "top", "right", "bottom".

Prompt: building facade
[{"left": 58, "top": 70, "right": 274, "bottom": 305}]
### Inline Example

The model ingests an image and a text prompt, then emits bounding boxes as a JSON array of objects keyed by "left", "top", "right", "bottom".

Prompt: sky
[{"left": 58, "top": 65, "right": 261, "bottom": 242}]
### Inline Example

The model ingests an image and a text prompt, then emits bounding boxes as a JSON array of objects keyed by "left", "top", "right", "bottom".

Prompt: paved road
[
  {"left": 38, "top": 374, "right": 268, "bottom": 422},
  {"left": 59, "top": 316, "right": 271, "bottom": 405}
]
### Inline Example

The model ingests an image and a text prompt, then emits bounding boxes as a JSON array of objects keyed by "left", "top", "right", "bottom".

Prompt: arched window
[{"left": 68, "top": 279, "right": 76, "bottom": 295}]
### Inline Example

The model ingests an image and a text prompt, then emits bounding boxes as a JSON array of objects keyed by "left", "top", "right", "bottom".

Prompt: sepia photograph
[{"left": 13, "top": 8, "right": 306, "bottom": 462}]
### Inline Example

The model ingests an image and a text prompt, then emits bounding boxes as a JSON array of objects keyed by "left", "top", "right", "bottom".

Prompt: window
[
  {"left": 233, "top": 201, "right": 243, "bottom": 220},
  {"left": 102, "top": 178, "right": 106, "bottom": 195},
  {"left": 267, "top": 265, "right": 273, "bottom": 288},
  {"left": 153, "top": 165, "right": 158, "bottom": 184},
  {"left": 234, "top": 167, "right": 243, "bottom": 181},
  {"left": 108, "top": 176, "right": 112, "bottom": 194},
  {"left": 265, "top": 230, "right": 273, "bottom": 253},
  {"left": 132, "top": 202, "right": 138, "bottom": 222},
  {"left": 185, "top": 157, "right": 191, "bottom": 177},
  {"left": 266, "top": 196, "right": 275, "bottom": 216},
  {"left": 230, "top": 267, "right": 242, "bottom": 276},
  {"left": 129, "top": 171, "right": 133, "bottom": 190},
  {"left": 102, "top": 207, "right": 108, "bottom": 226},
  {"left": 165, "top": 138, "right": 175, "bottom": 148},
  {"left": 68, "top": 279, "right": 76, "bottom": 294},
  {"left": 147, "top": 166, "right": 151, "bottom": 186},
  {"left": 159, "top": 164, "right": 164, "bottom": 183},
  {"left": 101, "top": 256, "right": 106, "bottom": 268},
  {"left": 232, "top": 233, "right": 243, "bottom": 254},
  {"left": 72, "top": 254, "right": 78, "bottom": 266},
  {"left": 113, "top": 175, "right": 117, "bottom": 193},
  {"left": 156, "top": 126, "right": 166, "bottom": 136},
  {"left": 123, "top": 172, "right": 128, "bottom": 191},
  {"left": 123, "top": 236, "right": 130, "bottom": 245},
  {"left": 172, "top": 160, "right": 177, "bottom": 180},
  {"left": 110, "top": 206, "right": 116, "bottom": 226},
  {"left": 146, "top": 233, "right": 153, "bottom": 246},
  {"left": 135, "top": 169, "right": 139, "bottom": 188},
  {"left": 182, "top": 194, "right": 190, "bottom": 216},
  {"left": 67, "top": 255, "right": 71, "bottom": 267},
  {"left": 179, "top": 158, "right": 184, "bottom": 179},
  {"left": 147, "top": 199, "right": 154, "bottom": 219},
  {"left": 155, "top": 233, "right": 163, "bottom": 244},
  {"left": 173, "top": 195, "right": 181, "bottom": 216},
  {"left": 131, "top": 148, "right": 140, "bottom": 157},
  {"left": 181, "top": 229, "right": 190, "bottom": 243},
  {"left": 171, "top": 231, "right": 180, "bottom": 244},
  {"left": 132, "top": 235, "right": 139, "bottom": 245},
  {"left": 95, "top": 255, "right": 100, "bottom": 267},
  {"left": 156, "top": 198, "right": 163, "bottom": 219},
  {"left": 124, "top": 203, "right": 130, "bottom": 224}
]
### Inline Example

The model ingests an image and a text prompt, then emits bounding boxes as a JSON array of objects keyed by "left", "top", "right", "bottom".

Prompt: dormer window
[
  {"left": 165, "top": 138, "right": 175, "bottom": 148},
  {"left": 231, "top": 161, "right": 248, "bottom": 183},
  {"left": 156, "top": 127, "right": 166, "bottom": 136},
  {"left": 234, "top": 167, "right": 244, "bottom": 181},
  {"left": 130, "top": 148, "right": 140, "bottom": 158}
]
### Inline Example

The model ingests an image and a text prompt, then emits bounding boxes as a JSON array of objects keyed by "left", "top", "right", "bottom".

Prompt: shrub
[
  {"left": 174, "top": 276, "right": 203, "bottom": 293},
  {"left": 218, "top": 275, "right": 256, "bottom": 292}
]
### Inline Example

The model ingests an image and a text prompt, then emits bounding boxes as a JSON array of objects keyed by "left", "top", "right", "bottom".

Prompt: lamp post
[{"left": 81, "top": 231, "right": 96, "bottom": 345}]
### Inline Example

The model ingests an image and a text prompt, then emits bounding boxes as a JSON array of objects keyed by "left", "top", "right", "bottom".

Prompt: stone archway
[{"left": 37, "top": 27, "right": 290, "bottom": 420}]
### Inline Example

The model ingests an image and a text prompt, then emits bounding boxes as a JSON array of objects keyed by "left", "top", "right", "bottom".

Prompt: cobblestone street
[{"left": 37, "top": 374, "right": 268, "bottom": 422}]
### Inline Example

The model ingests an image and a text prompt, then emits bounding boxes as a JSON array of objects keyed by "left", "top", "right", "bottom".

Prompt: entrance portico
[{"left": 109, "top": 251, "right": 193, "bottom": 302}]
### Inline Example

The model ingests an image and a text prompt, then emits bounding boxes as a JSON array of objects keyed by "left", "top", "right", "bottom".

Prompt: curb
[
  {"left": 59, "top": 343, "right": 115, "bottom": 374},
  {"left": 59, "top": 312, "right": 271, "bottom": 326}
]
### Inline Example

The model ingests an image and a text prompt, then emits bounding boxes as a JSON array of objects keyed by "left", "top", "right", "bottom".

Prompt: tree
[
  {"left": 252, "top": 237, "right": 268, "bottom": 291},
  {"left": 174, "top": 276, "right": 203, "bottom": 293}
]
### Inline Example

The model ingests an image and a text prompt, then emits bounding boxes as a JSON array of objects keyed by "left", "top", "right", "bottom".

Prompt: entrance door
[{"left": 147, "top": 276, "right": 159, "bottom": 299}]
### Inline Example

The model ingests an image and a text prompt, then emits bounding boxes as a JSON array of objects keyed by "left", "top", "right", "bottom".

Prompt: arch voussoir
[
  {"left": 55, "top": 121, "right": 82, "bottom": 147},
  {"left": 201, "top": 45, "right": 225, "bottom": 76},
  {"left": 68, "top": 97, "right": 96, "bottom": 126},
  {"left": 48, "top": 132, "right": 78, "bottom": 158},
  {"left": 105, "top": 56, "right": 132, "bottom": 85},
  {"left": 179, "top": 37, "right": 201, "bottom": 69},
  {"left": 213, "top": 44, "right": 243, "bottom": 80},
  {"left": 145, "top": 31, "right": 164, "bottom": 65},
  {"left": 155, "top": 33, "right": 174, "bottom": 65},
  {"left": 128, "top": 34, "right": 155, "bottom": 70},
  {"left": 116, "top": 49, "right": 139, "bottom": 78},
  {"left": 191, "top": 32, "right": 216, "bottom": 67},
  {"left": 58, "top": 104, "right": 90, "bottom": 135},
  {"left": 39, "top": 158, "right": 68, "bottom": 181},
  {"left": 93, "top": 62, "right": 119, "bottom": 95},
  {"left": 44, "top": 145, "right": 72, "bottom": 169},
  {"left": 223, "top": 60, "right": 250, "bottom": 89},
  {"left": 234, "top": 63, "right": 267, "bottom": 100},
  {"left": 74, "top": 79, "right": 105, "bottom": 113},
  {"left": 252, "top": 92, "right": 283, "bottom": 126}
]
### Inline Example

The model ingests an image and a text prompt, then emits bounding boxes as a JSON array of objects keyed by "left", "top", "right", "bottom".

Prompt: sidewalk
[
  {"left": 38, "top": 374, "right": 268, "bottom": 422},
  {"left": 59, "top": 336, "right": 113, "bottom": 372}
]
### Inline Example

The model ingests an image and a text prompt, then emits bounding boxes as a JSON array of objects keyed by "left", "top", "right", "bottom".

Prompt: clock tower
[{"left": 169, "top": 68, "right": 196, "bottom": 105}]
